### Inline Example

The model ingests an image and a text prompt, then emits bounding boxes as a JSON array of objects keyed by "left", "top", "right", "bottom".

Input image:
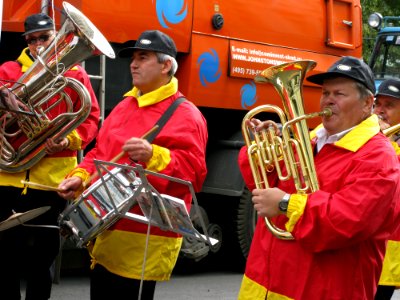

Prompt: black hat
[
  {"left": 23, "top": 13, "right": 54, "bottom": 36},
  {"left": 376, "top": 78, "right": 400, "bottom": 99},
  {"left": 118, "top": 30, "right": 177, "bottom": 58},
  {"left": 307, "top": 56, "right": 376, "bottom": 94}
]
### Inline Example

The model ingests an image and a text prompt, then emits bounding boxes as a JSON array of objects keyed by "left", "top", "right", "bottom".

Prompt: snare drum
[{"left": 59, "top": 166, "right": 141, "bottom": 247}]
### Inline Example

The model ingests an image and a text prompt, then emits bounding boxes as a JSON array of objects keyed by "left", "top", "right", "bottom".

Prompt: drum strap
[{"left": 145, "top": 97, "right": 186, "bottom": 143}]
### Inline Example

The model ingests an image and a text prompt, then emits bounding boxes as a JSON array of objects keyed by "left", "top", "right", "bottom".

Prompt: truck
[
  {"left": 0, "top": 0, "right": 363, "bottom": 267},
  {"left": 367, "top": 12, "right": 400, "bottom": 89}
]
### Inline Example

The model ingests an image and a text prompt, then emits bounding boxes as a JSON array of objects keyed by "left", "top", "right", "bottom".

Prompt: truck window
[{"left": 370, "top": 34, "right": 400, "bottom": 79}]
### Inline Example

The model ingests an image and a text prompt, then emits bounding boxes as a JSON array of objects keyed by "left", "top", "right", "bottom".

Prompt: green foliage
[{"left": 361, "top": 0, "right": 400, "bottom": 61}]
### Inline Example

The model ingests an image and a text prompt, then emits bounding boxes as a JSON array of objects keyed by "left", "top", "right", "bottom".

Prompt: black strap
[{"left": 146, "top": 97, "right": 186, "bottom": 143}]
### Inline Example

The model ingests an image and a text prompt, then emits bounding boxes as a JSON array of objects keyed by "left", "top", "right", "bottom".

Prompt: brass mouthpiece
[{"left": 322, "top": 107, "right": 332, "bottom": 117}]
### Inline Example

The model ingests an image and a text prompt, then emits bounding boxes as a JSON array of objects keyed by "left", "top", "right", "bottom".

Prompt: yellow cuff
[
  {"left": 66, "top": 167, "right": 91, "bottom": 197},
  {"left": 390, "top": 140, "right": 400, "bottom": 155},
  {"left": 145, "top": 144, "right": 171, "bottom": 172},
  {"left": 285, "top": 193, "right": 308, "bottom": 232},
  {"left": 67, "top": 166, "right": 91, "bottom": 184},
  {"left": 66, "top": 130, "right": 82, "bottom": 151}
]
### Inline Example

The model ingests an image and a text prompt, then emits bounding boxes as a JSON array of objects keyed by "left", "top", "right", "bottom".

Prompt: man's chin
[{"left": 322, "top": 119, "right": 336, "bottom": 132}]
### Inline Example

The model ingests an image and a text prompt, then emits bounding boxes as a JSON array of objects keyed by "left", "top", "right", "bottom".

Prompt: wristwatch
[{"left": 278, "top": 193, "right": 290, "bottom": 213}]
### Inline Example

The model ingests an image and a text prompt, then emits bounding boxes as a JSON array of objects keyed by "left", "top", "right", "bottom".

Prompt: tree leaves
[{"left": 361, "top": 0, "right": 400, "bottom": 61}]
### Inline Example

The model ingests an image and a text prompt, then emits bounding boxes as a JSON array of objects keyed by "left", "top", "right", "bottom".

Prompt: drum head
[{"left": 0, "top": 206, "right": 51, "bottom": 231}]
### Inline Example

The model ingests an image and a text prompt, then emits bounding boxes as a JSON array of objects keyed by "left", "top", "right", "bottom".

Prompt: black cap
[
  {"left": 307, "top": 56, "right": 376, "bottom": 94},
  {"left": 118, "top": 30, "right": 177, "bottom": 58},
  {"left": 376, "top": 78, "right": 400, "bottom": 99},
  {"left": 23, "top": 13, "right": 54, "bottom": 36}
]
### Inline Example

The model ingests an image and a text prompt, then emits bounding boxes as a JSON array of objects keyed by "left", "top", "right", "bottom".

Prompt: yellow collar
[
  {"left": 124, "top": 77, "right": 178, "bottom": 107},
  {"left": 17, "top": 48, "right": 34, "bottom": 72},
  {"left": 310, "top": 114, "right": 380, "bottom": 152},
  {"left": 17, "top": 47, "right": 79, "bottom": 73}
]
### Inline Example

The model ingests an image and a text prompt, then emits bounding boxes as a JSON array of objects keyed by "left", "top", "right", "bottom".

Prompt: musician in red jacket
[
  {"left": 238, "top": 57, "right": 400, "bottom": 300},
  {"left": 0, "top": 13, "right": 99, "bottom": 300},
  {"left": 58, "top": 30, "right": 208, "bottom": 300},
  {"left": 373, "top": 78, "right": 400, "bottom": 300}
]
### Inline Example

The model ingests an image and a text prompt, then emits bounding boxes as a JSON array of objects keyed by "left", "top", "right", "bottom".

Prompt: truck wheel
[
  {"left": 190, "top": 205, "right": 223, "bottom": 253},
  {"left": 236, "top": 188, "right": 257, "bottom": 259},
  {"left": 207, "top": 223, "right": 223, "bottom": 253},
  {"left": 179, "top": 205, "right": 217, "bottom": 261}
]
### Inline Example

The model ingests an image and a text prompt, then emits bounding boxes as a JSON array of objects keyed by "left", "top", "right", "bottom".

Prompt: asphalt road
[
  {"left": 23, "top": 270, "right": 400, "bottom": 300},
  {"left": 20, "top": 253, "right": 400, "bottom": 300},
  {"left": 40, "top": 270, "right": 242, "bottom": 300},
  {"left": 21, "top": 253, "right": 245, "bottom": 300}
]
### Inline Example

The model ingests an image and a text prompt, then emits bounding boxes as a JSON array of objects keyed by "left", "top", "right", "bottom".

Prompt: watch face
[{"left": 279, "top": 200, "right": 288, "bottom": 212}]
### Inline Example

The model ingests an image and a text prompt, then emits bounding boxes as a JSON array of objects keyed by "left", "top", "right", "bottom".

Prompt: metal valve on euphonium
[
  {"left": 0, "top": 2, "right": 115, "bottom": 173},
  {"left": 241, "top": 60, "right": 331, "bottom": 240}
]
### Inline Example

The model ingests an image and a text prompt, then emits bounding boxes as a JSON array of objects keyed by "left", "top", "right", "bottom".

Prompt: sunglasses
[{"left": 26, "top": 34, "right": 52, "bottom": 45}]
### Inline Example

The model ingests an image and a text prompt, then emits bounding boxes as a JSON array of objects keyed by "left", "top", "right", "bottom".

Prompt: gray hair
[
  {"left": 354, "top": 81, "right": 375, "bottom": 116},
  {"left": 355, "top": 81, "right": 374, "bottom": 100},
  {"left": 156, "top": 52, "right": 178, "bottom": 76}
]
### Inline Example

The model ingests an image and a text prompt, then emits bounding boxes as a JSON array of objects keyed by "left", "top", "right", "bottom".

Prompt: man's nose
[
  {"left": 321, "top": 95, "right": 335, "bottom": 106},
  {"left": 374, "top": 106, "right": 383, "bottom": 114},
  {"left": 130, "top": 60, "right": 137, "bottom": 68}
]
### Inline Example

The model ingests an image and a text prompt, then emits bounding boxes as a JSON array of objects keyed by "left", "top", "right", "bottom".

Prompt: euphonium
[
  {"left": 241, "top": 60, "right": 331, "bottom": 240},
  {"left": 382, "top": 123, "right": 400, "bottom": 138},
  {"left": 0, "top": 2, "right": 115, "bottom": 173}
]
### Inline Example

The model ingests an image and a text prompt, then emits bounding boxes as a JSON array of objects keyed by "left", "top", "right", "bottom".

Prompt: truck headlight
[{"left": 368, "top": 13, "right": 383, "bottom": 30}]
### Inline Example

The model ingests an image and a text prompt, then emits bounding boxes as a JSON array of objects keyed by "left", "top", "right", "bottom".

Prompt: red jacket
[
  {"left": 238, "top": 115, "right": 400, "bottom": 300},
  {"left": 0, "top": 48, "right": 99, "bottom": 187},
  {"left": 379, "top": 141, "right": 400, "bottom": 286},
  {"left": 74, "top": 78, "right": 208, "bottom": 280}
]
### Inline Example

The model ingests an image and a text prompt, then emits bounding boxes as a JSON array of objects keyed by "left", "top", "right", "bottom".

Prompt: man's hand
[
  {"left": 45, "top": 137, "right": 69, "bottom": 155},
  {"left": 0, "top": 86, "right": 29, "bottom": 112},
  {"left": 246, "top": 118, "right": 281, "bottom": 136},
  {"left": 122, "top": 137, "right": 153, "bottom": 163},
  {"left": 57, "top": 176, "right": 83, "bottom": 200},
  {"left": 252, "top": 187, "right": 286, "bottom": 218}
]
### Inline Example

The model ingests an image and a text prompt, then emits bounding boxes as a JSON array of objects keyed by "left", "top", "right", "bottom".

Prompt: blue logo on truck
[
  {"left": 197, "top": 49, "right": 222, "bottom": 87},
  {"left": 241, "top": 82, "right": 258, "bottom": 109},
  {"left": 155, "top": 0, "right": 188, "bottom": 28}
]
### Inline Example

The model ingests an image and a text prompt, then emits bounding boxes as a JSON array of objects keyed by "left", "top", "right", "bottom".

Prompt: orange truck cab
[{"left": 0, "top": 0, "right": 362, "bottom": 264}]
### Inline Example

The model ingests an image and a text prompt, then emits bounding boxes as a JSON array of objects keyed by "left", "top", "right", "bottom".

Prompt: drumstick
[
  {"left": 20, "top": 126, "right": 160, "bottom": 192},
  {"left": 88, "top": 125, "right": 159, "bottom": 183},
  {"left": 20, "top": 180, "right": 63, "bottom": 192}
]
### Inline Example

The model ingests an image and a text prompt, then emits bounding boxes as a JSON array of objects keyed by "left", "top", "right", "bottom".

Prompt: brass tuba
[
  {"left": 241, "top": 60, "right": 331, "bottom": 240},
  {"left": 0, "top": 2, "right": 115, "bottom": 173}
]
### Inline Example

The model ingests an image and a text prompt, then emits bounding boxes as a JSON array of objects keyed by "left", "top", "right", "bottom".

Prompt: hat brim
[
  {"left": 306, "top": 71, "right": 355, "bottom": 86},
  {"left": 376, "top": 92, "right": 400, "bottom": 99},
  {"left": 118, "top": 46, "right": 167, "bottom": 58},
  {"left": 117, "top": 47, "right": 136, "bottom": 58},
  {"left": 22, "top": 26, "right": 54, "bottom": 36},
  {"left": 307, "top": 71, "right": 375, "bottom": 94}
]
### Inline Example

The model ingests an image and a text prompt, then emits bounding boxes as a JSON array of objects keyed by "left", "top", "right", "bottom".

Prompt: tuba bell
[
  {"left": 241, "top": 60, "right": 331, "bottom": 240},
  {"left": 0, "top": 2, "right": 115, "bottom": 173}
]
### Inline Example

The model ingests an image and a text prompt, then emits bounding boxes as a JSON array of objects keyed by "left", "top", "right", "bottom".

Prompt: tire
[{"left": 236, "top": 188, "right": 257, "bottom": 259}]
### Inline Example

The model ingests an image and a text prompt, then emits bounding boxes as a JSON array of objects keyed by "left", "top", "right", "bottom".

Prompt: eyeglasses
[{"left": 26, "top": 34, "right": 52, "bottom": 45}]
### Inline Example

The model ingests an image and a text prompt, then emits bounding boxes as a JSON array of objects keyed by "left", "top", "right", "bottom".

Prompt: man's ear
[
  {"left": 161, "top": 59, "right": 172, "bottom": 75},
  {"left": 364, "top": 94, "right": 375, "bottom": 114}
]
